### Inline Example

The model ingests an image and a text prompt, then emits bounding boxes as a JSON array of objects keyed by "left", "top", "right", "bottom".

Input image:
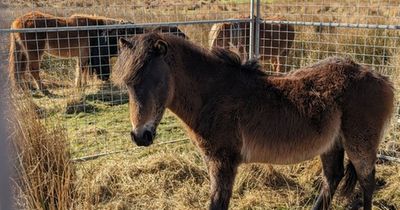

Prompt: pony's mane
[
  {"left": 112, "top": 33, "right": 160, "bottom": 86},
  {"left": 211, "top": 47, "right": 241, "bottom": 67},
  {"left": 112, "top": 32, "right": 266, "bottom": 86},
  {"left": 209, "top": 47, "right": 266, "bottom": 75}
]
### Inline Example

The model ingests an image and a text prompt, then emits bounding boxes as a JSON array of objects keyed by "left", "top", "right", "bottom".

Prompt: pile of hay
[{"left": 73, "top": 149, "right": 400, "bottom": 210}]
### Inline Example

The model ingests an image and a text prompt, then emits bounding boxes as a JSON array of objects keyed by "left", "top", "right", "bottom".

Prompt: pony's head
[
  {"left": 90, "top": 25, "right": 145, "bottom": 81},
  {"left": 101, "top": 25, "right": 145, "bottom": 55},
  {"left": 89, "top": 32, "right": 112, "bottom": 81},
  {"left": 113, "top": 33, "right": 174, "bottom": 146}
]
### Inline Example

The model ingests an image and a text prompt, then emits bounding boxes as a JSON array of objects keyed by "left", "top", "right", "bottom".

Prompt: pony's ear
[
  {"left": 153, "top": 40, "right": 168, "bottom": 56},
  {"left": 119, "top": 37, "right": 133, "bottom": 49}
]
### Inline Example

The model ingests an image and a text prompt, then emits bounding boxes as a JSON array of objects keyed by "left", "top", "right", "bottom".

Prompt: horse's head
[
  {"left": 100, "top": 25, "right": 144, "bottom": 55},
  {"left": 89, "top": 45, "right": 111, "bottom": 81},
  {"left": 89, "top": 31, "right": 111, "bottom": 81},
  {"left": 113, "top": 33, "right": 173, "bottom": 146}
]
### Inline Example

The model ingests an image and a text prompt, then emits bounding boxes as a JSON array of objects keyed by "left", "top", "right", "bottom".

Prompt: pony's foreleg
[
  {"left": 75, "top": 58, "right": 83, "bottom": 88},
  {"left": 30, "top": 59, "right": 50, "bottom": 95},
  {"left": 76, "top": 57, "right": 90, "bottom": 89},
  {"left": 206, "top": 152, "right": 240, "bottom": 210},
  {"left": 312, "top": 141, "right": 344, "bottom": 210},
  {"left": 271, "top": 56, "right": 281, "bottom": 72},
  {"left": 82, "top": 67, "right": 89, "bottom": 86}
]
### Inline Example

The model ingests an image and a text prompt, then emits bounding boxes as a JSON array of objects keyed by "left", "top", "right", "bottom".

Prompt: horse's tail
[
  {"left": 8, "top": 32, "right": 28, "bottom": 90},
  {"left": 341, "top": 161, "right": 357, "bottom": 196}
]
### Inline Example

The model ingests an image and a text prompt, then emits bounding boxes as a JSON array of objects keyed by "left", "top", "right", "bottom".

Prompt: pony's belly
[
  {"left": 240, "top": 138, "right": 335, "bottom": 165},
  {"left": 242, "top": 140, "right": 332, "bottom": 165},
  {"left": 46, "top": 33, "right": 89, "bottom": 58},
  {"left": 240, "top": 113, "right": 341, "bottom": 165}
]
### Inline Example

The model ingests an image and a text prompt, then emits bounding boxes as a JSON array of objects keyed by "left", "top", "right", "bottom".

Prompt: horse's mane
[
  {"left": 112, "top": 33, "right": 157, "bottom": 86},
  {"left": 210, "top": 47, "right": 266, "bottom": 76},
  {"left": 211, "top": 47, "right": 241, "bottom": 67},
  {"left": 113, "top": 32, "right": 267, "bottom": 86}
]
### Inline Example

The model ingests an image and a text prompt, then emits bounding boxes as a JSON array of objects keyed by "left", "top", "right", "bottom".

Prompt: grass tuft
[{"left": 10, "top": 94, "right": 76, "bottom": 210}]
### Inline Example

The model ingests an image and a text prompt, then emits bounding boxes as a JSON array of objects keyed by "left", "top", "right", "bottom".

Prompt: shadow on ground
[{"left": 85, "top": 83, "right": 129, "bottom": 106}]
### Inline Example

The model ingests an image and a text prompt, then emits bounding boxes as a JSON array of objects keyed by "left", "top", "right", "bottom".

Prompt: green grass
[{"left": 31, "top": 81, "right": 187, "bottom": 158}]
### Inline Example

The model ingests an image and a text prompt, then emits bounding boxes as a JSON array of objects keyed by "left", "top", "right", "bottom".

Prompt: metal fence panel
[{"left": 0, "top": 0, "right": 398, "bottom": 160}]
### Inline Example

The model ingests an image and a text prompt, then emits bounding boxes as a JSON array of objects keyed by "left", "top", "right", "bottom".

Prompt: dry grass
[
  {"left": 71, "top": 151, "right": 399, "bottom": 210},
  {"left": 10, "top": 94, "right": 75, "bottom": 210}
]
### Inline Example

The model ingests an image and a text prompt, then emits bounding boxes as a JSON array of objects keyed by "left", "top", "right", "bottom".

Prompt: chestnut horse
[
  {"left": 209, "top": 17, "right": 295, "bottom": 72},
  {"left": 8, "top": 11, "right": 142, "bottom": 94},
  {"left": 113, "top": 33, "right": 394, "bottom": 210}
]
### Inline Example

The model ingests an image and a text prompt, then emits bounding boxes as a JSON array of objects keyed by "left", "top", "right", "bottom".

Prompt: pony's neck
[{"left": 167, "top": 43, "right": 219, "bottom": 128}]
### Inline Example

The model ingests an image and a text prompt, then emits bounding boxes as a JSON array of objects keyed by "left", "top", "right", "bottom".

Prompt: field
[{"left": 3, "top": 0, "right": 400, "bottom": 209}]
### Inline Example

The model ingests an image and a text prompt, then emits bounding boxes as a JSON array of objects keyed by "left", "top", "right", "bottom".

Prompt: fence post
[
  {"left": 249, "top": 0, "right": 255, "bottom": 59},
  {"left": 0, "top": 41, "right": 13, "bottom": 210},
  {"left": 254, "top": 0, "right": 260, "bottom": 58}
]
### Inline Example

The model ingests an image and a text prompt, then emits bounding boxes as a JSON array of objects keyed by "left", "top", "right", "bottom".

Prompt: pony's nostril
[{"left": 143, "top": 130, "right": 154, "bottom": 143}]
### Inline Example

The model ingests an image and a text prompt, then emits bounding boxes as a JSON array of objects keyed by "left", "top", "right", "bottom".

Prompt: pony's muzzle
[{"left": 130, "top": 129, "right": 155, "bottom": 147}]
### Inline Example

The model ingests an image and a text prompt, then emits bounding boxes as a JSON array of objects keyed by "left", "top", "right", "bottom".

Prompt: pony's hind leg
[
  {"left": 312, "top": 140, "right": 345, "bottom": 210},
  {"left": 75, "top": 58, "right": 83, "bottom": 88},
  {"left": 342, "top": 124, "right": 382, "bottom": 210},
  {"left": 340, "top": 76, "right": 394, "bottom": 210},
  {"left": 75, "top": 57, "right": 90, "bottom": 89},
  {"left": 344, "top": 144, "right": 377, "bottom": 210}
]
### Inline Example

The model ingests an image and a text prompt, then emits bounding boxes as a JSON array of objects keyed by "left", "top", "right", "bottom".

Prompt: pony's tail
[
  {"left": 340, "top": 161, "right": 357, "bottom": 196},
  {"left": 8, "top": 32, "right": 27, "bottom": 91}
]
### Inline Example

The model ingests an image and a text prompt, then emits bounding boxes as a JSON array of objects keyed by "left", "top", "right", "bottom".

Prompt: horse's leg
[
  {"left": 270, "top": 56, "right": 280, "bottom": 72},
  {"left": 26, "top": 38, "right": 48, "bottom": 94},
  {"left": 275, "top": 56, "right": 281, "bottom": 72},
  {"left": 278, "top": 50, "right": 289, "bottom": 73},
  {"left": 76, "top": 51, "right": 90, "bottom": 88},
  {"left": 206, "top": 153, "right": 239, "bottom": 210},
  {"left": 356, "top": 164, "right": 375, "bottom": 210},
  {"left": 312, "top": 140, "right": 344, "bottom": 210},
  {"left": 29, "top": 55, "right": 48, "bottom": 94},
  {"left": 75, "top": 58, "right": 83, "bottom": 88},
  {"left": 342, "top": 125, "right": 381, "bottom": 210},
  {"left": 82, "top": 66, "right": 89, "bottom": 87},
  {"left": 345, "top": 148, "right": 377, "bottom": 210},
  {"left": 82, "top": 56, "right": 90, "bottom": 87},
  {"left": 75, "top": 58, "right": 81, "bottom": 88}
]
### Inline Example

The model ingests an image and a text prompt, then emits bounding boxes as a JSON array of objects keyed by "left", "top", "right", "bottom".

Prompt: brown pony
[
  {"left": 209, "top": 17, "right": 295, "bottom": 72},
  {"left": 8, "top": 11, "right": 141, "bottom": 94},
  {"left": 113, "top": 33, "right": 394, "bottom": 210}
]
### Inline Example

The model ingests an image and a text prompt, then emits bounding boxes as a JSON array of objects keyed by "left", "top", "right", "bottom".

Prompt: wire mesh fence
[{"left": 0, "top": 0, "right": 399, "bottom": 160}]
